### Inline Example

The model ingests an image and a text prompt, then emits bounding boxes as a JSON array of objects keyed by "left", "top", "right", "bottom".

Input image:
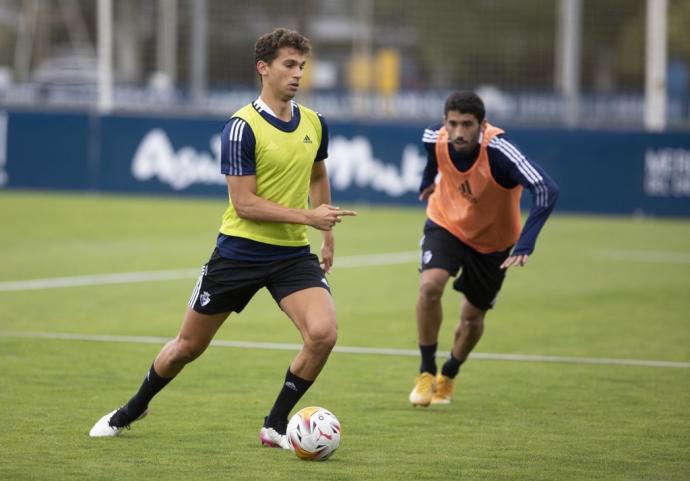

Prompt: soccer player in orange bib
[{"left": 409, "top": 91, "right": 559, "bottom": 406}]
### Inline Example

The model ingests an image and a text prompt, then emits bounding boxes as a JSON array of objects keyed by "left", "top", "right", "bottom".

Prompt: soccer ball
[{"left": 286, "top": 406, "right": 341, "bottom": 461}]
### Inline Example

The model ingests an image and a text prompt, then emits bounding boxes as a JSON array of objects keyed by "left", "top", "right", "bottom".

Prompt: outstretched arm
[
  {"left": 227, "top": 174, "right": 354, "bottom": 231},
  {"left": 487, "top": 136, "right": 559, "bottom": 270},
  {"left": 501, "top": 171, "right": 559, "bottom": 270}
]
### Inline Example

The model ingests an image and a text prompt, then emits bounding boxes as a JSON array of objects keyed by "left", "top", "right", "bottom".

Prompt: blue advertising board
[
  {"left": 99, "top": 115, "right": 226, "bottom": 197},
  {"left": 3, "top": 110, "right": 92, "bottom": 190},
  {"left": 1, "top": 108, "right": 689, "bottom": 217},
  {"left": 508, "top": 128, "right": 690, "bottom": 217}
]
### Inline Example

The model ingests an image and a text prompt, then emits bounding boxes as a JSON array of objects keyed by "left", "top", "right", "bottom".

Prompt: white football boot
[
  {"left": 259, "top": 426, "right": 290, "bottom": 450},
  {"left": 89, "top": 408, "right": 149, "bottom": 437}
]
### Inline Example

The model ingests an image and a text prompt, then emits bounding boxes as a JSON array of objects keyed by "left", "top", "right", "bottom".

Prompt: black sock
[
  {"left": 264, "top": 368, "right": 314, "bottom": 434},
  {"left": 123, "top": 364, "right": 172, "bottom": 420},
  {"left": 419, "top": 343, "right": 438, "bottom": 375},
  {"left": 441, "top": 354, "right": 465, "bottom": 379}
]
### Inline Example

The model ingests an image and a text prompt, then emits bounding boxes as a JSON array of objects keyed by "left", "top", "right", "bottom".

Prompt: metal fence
[{"left": 0, "top": 0, "right": 687, "bottom": 128}]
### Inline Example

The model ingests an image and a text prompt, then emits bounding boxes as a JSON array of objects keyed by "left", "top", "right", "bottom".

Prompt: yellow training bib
[{"left": 219, "top": 103, "right": 323, "bottom": 246}]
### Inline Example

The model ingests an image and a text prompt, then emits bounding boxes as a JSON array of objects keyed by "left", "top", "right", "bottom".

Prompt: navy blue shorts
[
  {"left": 188, "top": 249, "right": 331, "bottom": 314},
  {"left": 419, "top": 223, "right": 511, "bottom": 310}
]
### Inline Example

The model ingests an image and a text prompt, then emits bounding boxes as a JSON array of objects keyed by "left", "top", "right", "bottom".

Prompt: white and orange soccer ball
[{"left": 286, "top": 406, "right": 341, "bottom": 461}]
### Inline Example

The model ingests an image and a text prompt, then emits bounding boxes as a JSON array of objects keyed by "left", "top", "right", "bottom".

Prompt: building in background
[{"left": 0, "top": 0, "right": 688, "bottom": 128}]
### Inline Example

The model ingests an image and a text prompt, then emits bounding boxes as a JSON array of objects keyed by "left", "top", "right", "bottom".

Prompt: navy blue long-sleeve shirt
[{"left": 421, "top": 123, "right": 559, "bottom": 256}]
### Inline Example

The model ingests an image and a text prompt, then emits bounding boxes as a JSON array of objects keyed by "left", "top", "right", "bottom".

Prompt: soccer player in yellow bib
[{"left": 89, "top": 29, "right": 356, "bottom": 449}]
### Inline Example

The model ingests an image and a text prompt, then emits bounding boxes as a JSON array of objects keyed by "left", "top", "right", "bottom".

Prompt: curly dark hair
[
  {"left": 444, "top": 91, "right": 486, "bottom": 123},
  {"left": 254, "top": 28, "right": 311, "bottom": 66}
]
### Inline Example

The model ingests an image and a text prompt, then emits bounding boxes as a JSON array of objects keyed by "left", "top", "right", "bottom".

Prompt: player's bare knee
[
  {"left": 315, "top": 330, "right": 337, "bottom": 353},
  {"left": 419, "top": 282, "right": 443, "bottom": 304},
  {"left": 170, "top": 338, "right": 206, "bottom": 364},
  {"left": 461, "top": 314, "right": 484, "bottom": 330},
  {"left": 305, "top": 324, "right": 337, "bottom": 353}
]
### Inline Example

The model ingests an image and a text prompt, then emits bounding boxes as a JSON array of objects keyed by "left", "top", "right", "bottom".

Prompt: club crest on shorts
[
  {"left": 200, "top": 291, "right": 211, "bottom": 307},
  {"left": 422, "top": 250, "right": 433, "bottom": 264}
]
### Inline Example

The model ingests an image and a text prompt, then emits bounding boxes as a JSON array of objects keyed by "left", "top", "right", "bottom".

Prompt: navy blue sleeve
[
  {"left": 220, "top": 117, "right": 256, "bottom": 176},
  {"left": 315, "top": 114, "right": 329, "bottom": 162},
  {"left": 420, "top": 123, "right": 442, "bottom": 192},
  {"left": 487, "top": 135, "right": 560, "bottom": 256}
]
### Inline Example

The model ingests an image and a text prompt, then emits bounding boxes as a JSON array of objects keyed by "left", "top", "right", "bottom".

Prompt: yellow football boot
[
  {"left": 409, "top": 372, "right": 436, "bottom": 407},
  {"left": 430, "top": 374, "right": 454, "bottom": 404}
]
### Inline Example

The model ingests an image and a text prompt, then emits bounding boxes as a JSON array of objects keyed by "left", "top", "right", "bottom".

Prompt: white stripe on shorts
[{"left": 187, "top": 265, "right": 206, "bottom": 308}]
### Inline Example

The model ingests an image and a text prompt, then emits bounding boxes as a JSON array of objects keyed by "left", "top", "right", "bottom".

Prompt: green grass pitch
[{"left": 0, "top": 190, "right": 689, "bottom": 481}]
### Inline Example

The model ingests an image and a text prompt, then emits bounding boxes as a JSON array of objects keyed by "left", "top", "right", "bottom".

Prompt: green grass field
[{"left": 1, "top": 190, "right": 689, "bottom": 481}]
